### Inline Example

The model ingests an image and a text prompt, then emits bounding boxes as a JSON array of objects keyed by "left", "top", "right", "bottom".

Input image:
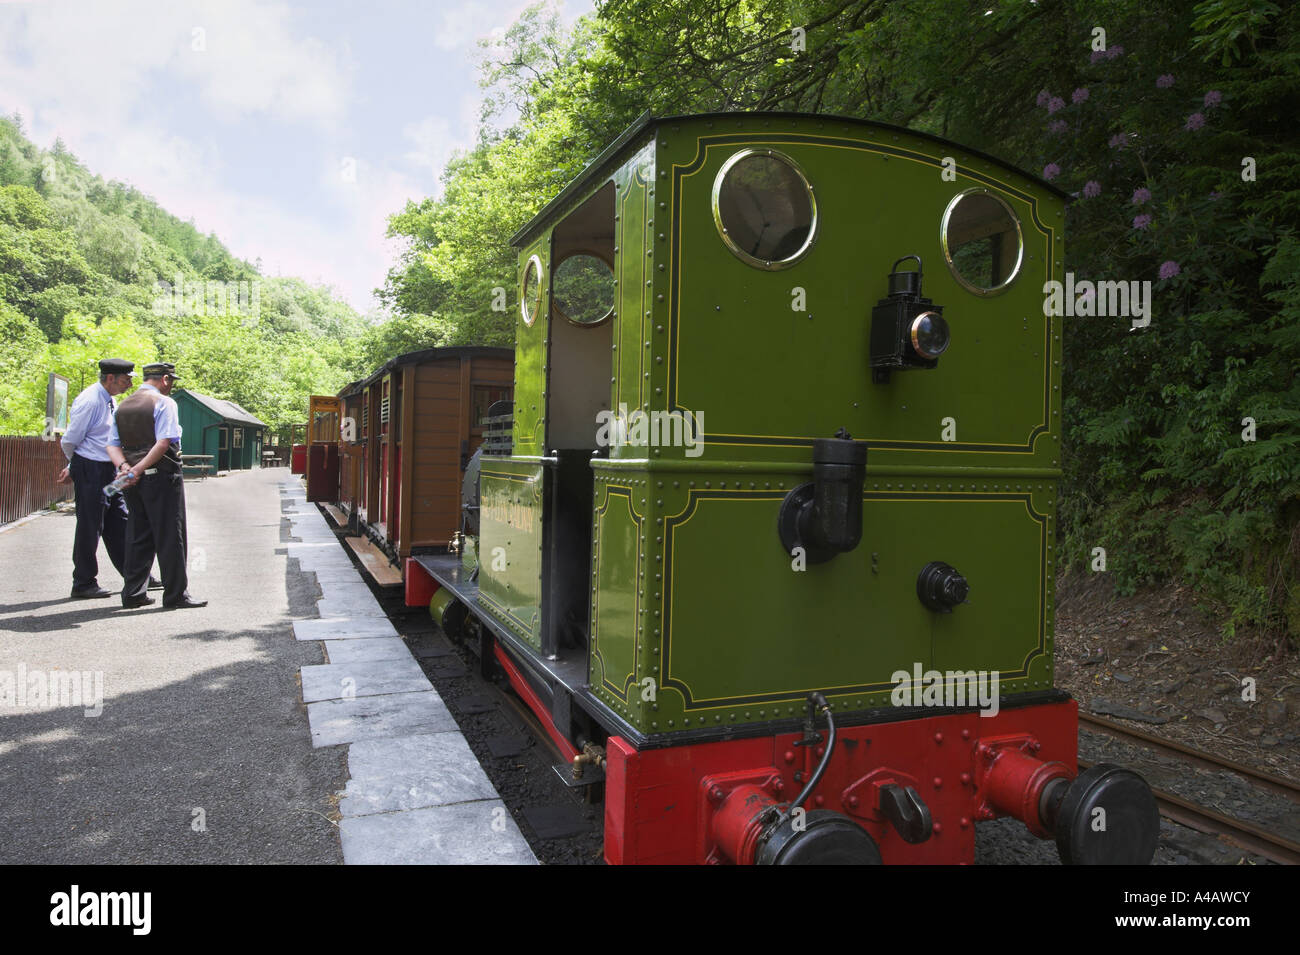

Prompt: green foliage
[
  {"left": 1036, "top": 2, "right": 1300, "bottom": 643},
  {"left": 0, "top": 116, "right": 372, "bottom": 436},
  {"left": 374, "top": 0, "right": 1300, "bottom": 644},
  {"left": 349, "top": 313, "right": 456, "bottom": 377},
  {"left": 0, "top": 303, "right": 48, "bottom": 433}
]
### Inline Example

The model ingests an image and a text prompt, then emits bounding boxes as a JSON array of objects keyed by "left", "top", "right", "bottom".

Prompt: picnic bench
[{"left": 181, "top": 454, "right": 215, "bottom": 479}]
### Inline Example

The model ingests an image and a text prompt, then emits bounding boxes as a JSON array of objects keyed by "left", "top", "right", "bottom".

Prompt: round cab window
[
  {"left": 521, "top": 254, "right": 543, "bottom": 326},
  {"left": 941, "top": 190, "right": 1023, "bottom": 294},
  {"left": 713, "top": 149, "right": 816, "bottom": 269},
  {"left": 552, "top": 253, "right": 615, "bottom": 326}
]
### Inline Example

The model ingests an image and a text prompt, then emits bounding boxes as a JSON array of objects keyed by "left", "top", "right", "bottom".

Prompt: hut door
[{"left": 218, "top": 427, "right": 229, "bottom": 471}]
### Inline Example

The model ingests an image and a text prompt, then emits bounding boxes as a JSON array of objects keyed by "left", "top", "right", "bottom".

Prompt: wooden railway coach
[{"left": 330, "top": 347, "right": 512, "bottom": 573}]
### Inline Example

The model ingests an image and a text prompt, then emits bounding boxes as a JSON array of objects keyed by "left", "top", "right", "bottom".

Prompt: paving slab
[
  {"left": 324, "top": 638, "right": 412, "bottom": 664},
  {"left": 295, "top": 559, "right": 358, "bottom": 576},
  {"left": 308, "top": 690, "right": 457, "bottom": 747},
  {"left": 294, "top": 555, "right": 355, "bottom": 570},
  {"left": 300, "top": 657, "right": 431, "bottom": 703},
  {"left": 316, "top": 592, "right": 388, "bottom": 618},
  {"left": 311, "top": 569, "right": 370, "bottom": 583},
  {"left": 314, "top": 579, "right": 375, "bottom": 597},
  {"left": 339, "top": 733, "right": 499, "bottom": 817},
  {"left": 293, "top": 617, "right": 399, "bottom": 641},
  {"left": 338, "top": 800, "right": 536, "bottom": 864},
  {"left": 286, "top": 541, "right": 344, "bottom": 553}
]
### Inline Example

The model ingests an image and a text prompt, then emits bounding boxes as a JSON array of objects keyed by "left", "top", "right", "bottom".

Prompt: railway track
[{"left": 1078, "top": 712, "right": 1300, "bottom": 865}]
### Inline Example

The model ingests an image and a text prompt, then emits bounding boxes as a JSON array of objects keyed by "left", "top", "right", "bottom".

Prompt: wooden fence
[{"left": 0, "top": 436, "right": 73, "bottom": 525}]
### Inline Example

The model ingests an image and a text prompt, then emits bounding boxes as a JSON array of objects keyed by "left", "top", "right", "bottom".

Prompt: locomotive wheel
[{"left": 1055, "top": 763, "right": 1159, "bottom": 865}]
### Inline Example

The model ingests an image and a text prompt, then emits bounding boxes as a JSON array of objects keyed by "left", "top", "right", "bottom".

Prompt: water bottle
[{"left": 104, "top": 472, "right": 132, "bottom": 497}]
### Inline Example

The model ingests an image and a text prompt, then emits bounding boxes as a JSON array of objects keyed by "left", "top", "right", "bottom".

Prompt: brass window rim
[
  {"left": 551, "top": 249, "right": 616, "bottom": 327},
  {"left": 711, "top": 147, "right": 818, "bottom": 271},
  {"left": 520, "top": 253, "right": 544, "bottom": 327},
  {"left": 939, "top": 187, "right": 1024, "bottom": 296}
]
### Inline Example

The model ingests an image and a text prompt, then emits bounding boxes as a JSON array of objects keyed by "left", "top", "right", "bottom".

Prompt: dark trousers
[
  {"left": 123, "top": 471, "right": 189, "bottom": 605},
  {"left": 70, "top": 454, "right": 127, "bottom": 589}
]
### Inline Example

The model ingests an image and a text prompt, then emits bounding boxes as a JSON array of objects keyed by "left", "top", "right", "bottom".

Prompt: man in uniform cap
[
  {"left": 107, "top": 362, "right": 207, "bottom": 610},
  {"left": 59, "top": 358, "right": 161, "bottom": 598}
]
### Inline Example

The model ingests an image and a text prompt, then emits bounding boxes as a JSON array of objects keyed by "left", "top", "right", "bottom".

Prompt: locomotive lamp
[{"left": 870, "top": 255, "right": 950, "bottom": 384}]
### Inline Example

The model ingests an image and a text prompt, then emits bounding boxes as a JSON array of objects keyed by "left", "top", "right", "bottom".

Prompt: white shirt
[{"left": 61, "top": 382, "right": 116, "bottom": 463}]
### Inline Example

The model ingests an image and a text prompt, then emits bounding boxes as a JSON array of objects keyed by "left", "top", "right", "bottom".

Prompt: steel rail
[{"left": 1078, "top": 711, "right": 1300, "bottom": 801}]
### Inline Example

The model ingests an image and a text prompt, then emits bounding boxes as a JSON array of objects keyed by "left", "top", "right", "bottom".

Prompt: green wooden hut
[{"left": 174, "top": 389, "right": 268, "bottom": 475}]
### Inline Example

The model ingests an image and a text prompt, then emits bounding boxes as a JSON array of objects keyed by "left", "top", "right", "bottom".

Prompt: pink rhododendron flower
[
  {"left": 1072, "top": 87, "right": 1090, "bottom": 104},
  {"left": 1043, "top": 163, "right": 1061, "bottom": 181},
  {"left": 1132, "top": 214, "right": 1152, "bottom": 230},
  {"left": 1156, "top": 74, "right": 1175, "bottom": 88},
  {"left": 1158, "top": 260, "right": 1180, "bottom": 280},
  {"left": 1131, "top": 187, "right": 1152, "bottom": 204},
  {"left": 1204, "top": 90, "right": 1222, "bottom": 108},
  {"left": 1083, "top": 180, "right": 1101, "bottom": 198},
  {"left": 1185, "top": 112, "right": 1206, "bottom": 131}
]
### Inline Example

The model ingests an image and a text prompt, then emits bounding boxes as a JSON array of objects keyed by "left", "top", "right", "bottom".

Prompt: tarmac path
[{"left": 0, "top": 467, "right": 345, "bottom": 864}]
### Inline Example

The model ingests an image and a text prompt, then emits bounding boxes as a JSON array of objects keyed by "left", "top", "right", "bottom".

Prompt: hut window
[
  {"left": 218, "top": 428, "right": 228, "bottom": 450},
  {"left": 712, "top": 148, "right": 817, "bottom": 270},
  {"left": 233, "top": 429, "right": 244, "bottom": 449}
]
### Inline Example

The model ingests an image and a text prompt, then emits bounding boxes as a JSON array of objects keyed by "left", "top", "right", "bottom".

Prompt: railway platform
[{"left": 0, "top": 466, "right": 533, "bottom": 864}]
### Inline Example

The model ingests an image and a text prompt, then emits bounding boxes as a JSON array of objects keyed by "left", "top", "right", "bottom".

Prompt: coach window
[
  {"left": 712, "top": 148, "right": 817, "bottom": 270},
  {"left": 941, "top": 189, "right": 1023, "bottom": 295},
  {"left": 521, "top": 254, "right": 543, "bottom": 327}
]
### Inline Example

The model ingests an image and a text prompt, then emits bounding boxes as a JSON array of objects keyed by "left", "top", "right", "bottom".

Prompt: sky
[{"left": 0, "top": 0, "right": 590, "bottom": 314}]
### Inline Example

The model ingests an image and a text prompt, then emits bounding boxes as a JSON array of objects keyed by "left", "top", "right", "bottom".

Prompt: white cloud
[
  {"left": 398, "top": 105, "right": 480, "bottom": 194},
  {"left": 178, "top": 0, "right": 352, "bottom": 127},
  {"left": 0, "top": 0, "right": 594, "bottom": 314},
  {"left": 0, "top": 0, "right": 350, "bottom": 131},
  {"left": 431, "top": 4, "right": 523, "bottom": 52}
]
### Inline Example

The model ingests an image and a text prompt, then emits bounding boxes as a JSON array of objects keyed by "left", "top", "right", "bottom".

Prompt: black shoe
[
  {"left": 147, "top": 576, "right": 164, "bottom": 590},
  {"left": 164, "top": 596, "right": 208, "bottom": 610},
  {"left": 71, "top": 586, "right": 112, "bottom": 599},
  {"left": 121, "top": 594, "right": 156, "bottom": 609}
]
